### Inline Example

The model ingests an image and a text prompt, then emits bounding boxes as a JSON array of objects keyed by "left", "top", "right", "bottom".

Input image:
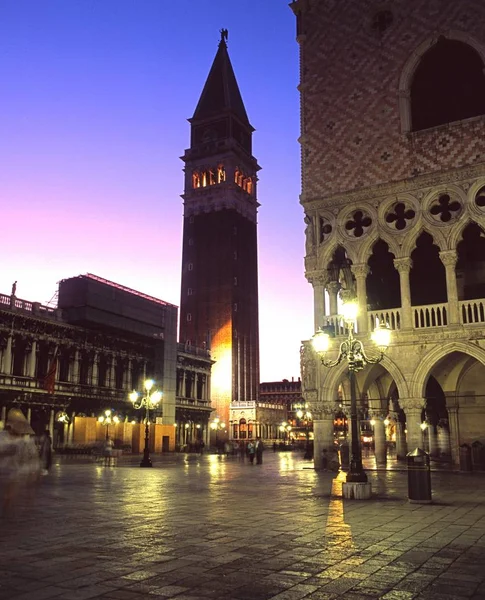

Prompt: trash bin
[
  {"left": 407, "top": 448, "right": 432, "bottom": 504},
  {"left": 339, "top": 440, "right": 350, "bottom": 471},
  {"left": 459, "top": 443, "right": 473, "bottom": 472},
  {"left": 471, "top": 441, "right": 485, "bottom": 471}
]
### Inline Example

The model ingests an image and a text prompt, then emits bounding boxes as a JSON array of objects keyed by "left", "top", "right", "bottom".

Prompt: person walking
[
  {"left": 255, "top": 438, "right": 264, "bottom": 465},
  {"left": 247, "top": 441, "right": 255, "bottom": 464},
  {"left": 103, "top": 436, "right": 114, "bottom": 467},
  {"left": 39, "top": 430, "right": 52, "bottom": 475}
]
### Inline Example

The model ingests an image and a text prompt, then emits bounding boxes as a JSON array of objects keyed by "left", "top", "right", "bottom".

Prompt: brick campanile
[{"left": 180, "top": 32, "right": 261, "bottom": 432}]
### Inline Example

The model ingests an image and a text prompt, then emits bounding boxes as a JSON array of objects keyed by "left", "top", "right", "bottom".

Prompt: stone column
[
  {"left": 447, "top": 408, "right": 460, "bottom": 465},
  {"left": 109, "top": 356, "right": 116, "bottom": 388},
  {"left": 91, "top": 352, "right": 99, "bottom": 387},
  {"left": 439, "top": 250, "right": 459, "bottom": 324},
  {"left": 68, "top": 411, "right": 76, "bottom": 444},
  {"left": 400, "top": 398, "right": 425, "bottom": 451},
  {"left": 49, "top": 409, "right": 55, "bottom": 438},
  {"left": 395, "top": 419, "right": 408, "bottom": 460},
  {"left": 312, "top": 402, "right": 337, "bottom": 470},
  {"left": 28, "top": 340, "right": 37, "bottom": 377},
  {"left": 3, "top": 335, "right": 13, "bottom": 375},
  {"left": 312, "top": 274, "right": 327, "bottom": 332},
  {"left": 427, "top": 423, "right": 439, "bottom": 456},
  {"left": 71, "top": 350, "right": 80, "bottom": 384},
  {"left": 370, "top": 410, "right": 387, "bottom": 466},
  {"left": 437, "top": 423, "right": 451, "bottom": 455},
  {"left": 326, "top": 282, "right": 340, "bottom": 318},
  {"left": 351, "top": 264, "right": 369, "bottom": 334},
  {"left": 27, "top": 406, "right": 32, "bottom": 424},
  {"left": 393, "top": 258, "right": 413, "bottom": 329},
  {"left": 141, "top": 361, "right": 147, "bottom": 384},
  {"left": 1, "top": 406, "right": 6, "bottom": 422},
  {"left": 124, "top": 359, "right": 132, "bottom": 390}
]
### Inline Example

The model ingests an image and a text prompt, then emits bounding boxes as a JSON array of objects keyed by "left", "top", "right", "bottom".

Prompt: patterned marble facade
[{"left": 292, "top": 0, "right": 485, "bottom": 468}]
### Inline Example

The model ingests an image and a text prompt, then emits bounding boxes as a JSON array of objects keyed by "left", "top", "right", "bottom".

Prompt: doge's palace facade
[{"left": 292, "top": 0, "right": 485, "bottom": 469}]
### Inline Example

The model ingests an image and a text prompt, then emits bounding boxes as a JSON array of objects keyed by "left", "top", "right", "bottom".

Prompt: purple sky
[{"left": 0, "top": 0, "right": 313, "bottom": 382}]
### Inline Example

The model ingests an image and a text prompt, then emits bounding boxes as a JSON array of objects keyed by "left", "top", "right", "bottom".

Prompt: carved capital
[
  {"left": 326, "top": 281, "right": 340, "bottom": 295},
  {"left": 368, "top": 409, "right": 385, "bottom": 420},
  {"left": 309, "top": 401, "right": 339, "bottom": 419},
  {"left": 400, "top": 397, "right": 426, "bottom": 412},
  {"left": 393, "top": 257, "right": 413, "bottom": 274},
  {"left": 439, "top": 250, "right": 458, "bottom": 268},
  {"left": 306, "top": 271, "right": 327, "bottom": 287},
  {"left": 351, "top": 263, "right": 369, "bottom": 279}
]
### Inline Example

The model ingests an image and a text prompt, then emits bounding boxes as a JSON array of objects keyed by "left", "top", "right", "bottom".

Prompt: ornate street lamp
[
  {"left": 129, "top": 379, "right": 162, "bottom": 468},
  {"left": 98, "top": 409, "right": 119, "bottom": 440},
  {"left": 312, "top": 300, "right": 391, "bottom": 487},
  {"left": 210, "top": 417, "right": 225, "bottom": 449},
  {"left": 279, "top": 422, "right": 292, "bottom": 444}
]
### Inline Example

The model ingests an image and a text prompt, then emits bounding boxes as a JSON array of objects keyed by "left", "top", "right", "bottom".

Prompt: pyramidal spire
[{"left": 192, "top": 29, "right": 250, "bottom": 126}]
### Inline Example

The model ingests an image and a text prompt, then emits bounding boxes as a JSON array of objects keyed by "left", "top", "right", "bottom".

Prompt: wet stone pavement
[{"left": 1, "top": 452, "right": 485, "bottom": 600}]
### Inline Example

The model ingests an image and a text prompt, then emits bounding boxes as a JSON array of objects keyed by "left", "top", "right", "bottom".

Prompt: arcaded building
[
  {"left": 292, "top": 0, "right": 485, "bottom": 468},
  {"left": 179, "top": 32, "right": 260, "bottom": 434},
  {"left": 0, "top": 275, "right": 212, "bottom": 449}
]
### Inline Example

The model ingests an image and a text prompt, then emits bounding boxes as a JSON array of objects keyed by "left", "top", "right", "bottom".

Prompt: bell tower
[{"left": 180, "top": 30, "right": 260, "bottom": 432}]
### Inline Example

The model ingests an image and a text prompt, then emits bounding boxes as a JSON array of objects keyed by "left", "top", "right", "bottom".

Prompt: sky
[{"left": 0, "top": 0, "right": 314, "bottom": 382}]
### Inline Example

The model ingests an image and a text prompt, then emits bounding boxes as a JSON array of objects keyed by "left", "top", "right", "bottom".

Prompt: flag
[{"left": 44, "top": 349, "right": 58, "bottom": 394}]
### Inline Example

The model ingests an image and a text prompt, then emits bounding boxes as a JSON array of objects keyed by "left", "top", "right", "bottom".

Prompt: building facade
[
  {"left": 293, "top": 0, "right": 485, "bottom": 468},
  {"left": 179, "top": 32, "right": 261, "bottom": 433},
  {"left": 0, "top": 275, "right": 212, "bottom": 449}
]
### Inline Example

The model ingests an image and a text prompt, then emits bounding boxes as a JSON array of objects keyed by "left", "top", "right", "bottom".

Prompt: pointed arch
[
  {"left": 449, "top": 217, "right": 484, "bottom": 250},
  {"left": 359, "top": 231, "right": 401, "bottom": 265},
  {"left": 321, "top": 353, "right": 409, "bottom": 404},
  {"left": 399, "top": 31, "right": 485, "bottom": 133},
  {"left": 400, "top": 224, "right": 447, "bottom": 257},
  {"left": 409, "top": 341, "right": 485, "bottom": 398}
]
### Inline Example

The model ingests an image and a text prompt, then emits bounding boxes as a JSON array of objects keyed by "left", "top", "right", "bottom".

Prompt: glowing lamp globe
[
  {"left": 341, "top": 300, "right": 359, "bottom": 322},
  {"left": 371, "top": 323, "right": 392, "bottom": 351},
  {"left": 312, "top": 329, "right": 330, "bottom": 354}
]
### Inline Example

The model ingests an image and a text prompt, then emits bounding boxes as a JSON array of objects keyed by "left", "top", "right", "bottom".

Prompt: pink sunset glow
[{"left": 0, "top": 0, "right": 314, "bottom": 381}]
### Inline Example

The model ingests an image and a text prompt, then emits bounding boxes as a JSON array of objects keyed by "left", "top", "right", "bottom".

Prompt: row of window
[{"left": 191, "top": 164, "right": 254, "bottom": 194}]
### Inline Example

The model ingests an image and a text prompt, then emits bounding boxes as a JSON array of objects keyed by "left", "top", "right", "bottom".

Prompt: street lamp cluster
[
  {"left": 279, "top": 421, "right": 292, "bottom": 443},
  {"left": 98, "top": 409, "right": 119, "bottom": 439},
  {"left": 312, "top": 298, "right": 391, "bottom": 495},
  {"left": 129, "top": 379, "right": 162, "bottom": 468},
  {"left": 210, "top": 417, "right": 225, "bottom": 449}
]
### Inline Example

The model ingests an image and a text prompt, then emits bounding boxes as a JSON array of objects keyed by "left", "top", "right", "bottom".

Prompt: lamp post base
[
  {"left": 342, "top": 481, "right": 372, "bottom": 500},
  {"left": 140, "top": 456, "right": 153, "bottom": 468}
]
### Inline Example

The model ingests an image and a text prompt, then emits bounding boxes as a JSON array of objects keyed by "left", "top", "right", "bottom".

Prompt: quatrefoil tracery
[
  {"left": 345, "top": 210, "right": 372, "bottom": 238},
  {"left": 385, "top": 202, "right": 416, "bottom": 231},
  {"left": 429, "top": 194, "right": 461, "bottom": 223}
]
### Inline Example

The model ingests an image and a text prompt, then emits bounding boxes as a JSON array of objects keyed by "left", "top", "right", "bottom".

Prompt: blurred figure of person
[
  {"left": 255, "top": 438, "right": 264, "bottom": 465},
  {"left": 103, "top": 436, "right": 114, "bottom": 467},
  {"left": 247, "top": 440, "right": 255, "bottom": 464},
  {"left": 0, "top": 409, "right": 40, "bottom": 514},
  {"left": 233, "top": 441, "right": 240, "bottom": 458},
  {"left": 39, "top": 430, "right": 52, "bottom": 475},
  {"left": 224, "top": 440, "right": 232, "bottom": 457}
]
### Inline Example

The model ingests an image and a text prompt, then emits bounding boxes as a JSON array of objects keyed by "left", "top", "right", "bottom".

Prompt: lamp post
[
  {"left": 210, "top": 417, "right": 225, "bottom": 451},
  {"left": 129, "top": 379, "right": 162, "bottom": 468},
  {"left": 312, "top": 299, "right": 391, "bottom": 488},
  {"left": 98, "top": 409, "right": 119, "bottom": 440},
  {"left": 279, "top": 422, "right": 292, "bottom": 445}
]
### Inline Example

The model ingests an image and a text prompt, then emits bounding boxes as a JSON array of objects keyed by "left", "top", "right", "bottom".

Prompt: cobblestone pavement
[{"left": 1, "top": 452, "right": 485, "bottom": 600}]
